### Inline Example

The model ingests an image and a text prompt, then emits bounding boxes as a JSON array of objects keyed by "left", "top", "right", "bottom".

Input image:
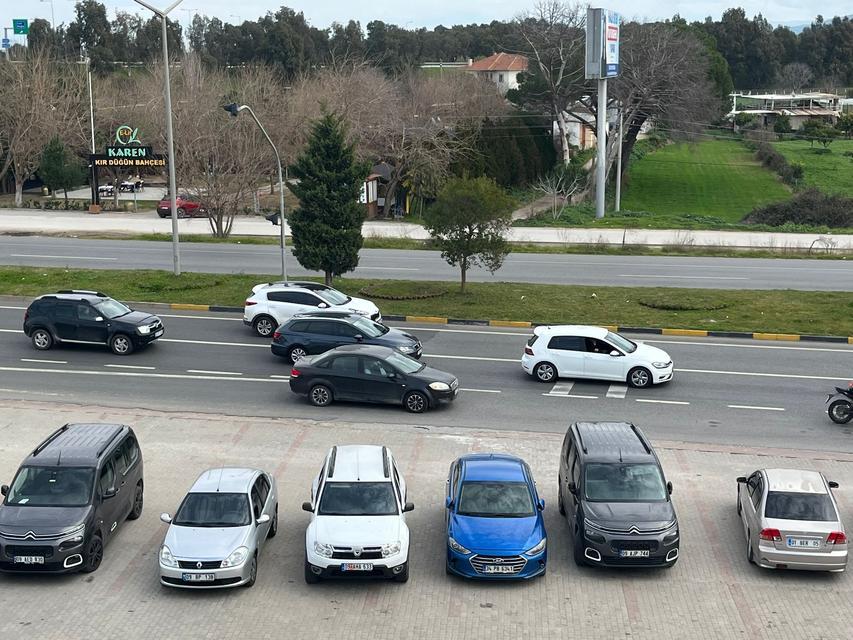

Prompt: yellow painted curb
[
  {"left": 406, "top": 315, "right": 448, "bottom": 324},
  {"left": 171, "top": 303, "right": 210, "bottom": 311},
  {"left": 752, "top": 332, "right": 800, "bottom": 341},
  {"left": 489, "top": 320, "right": 532, "bottom": 328},
  {"left": 662, "top": 328, "right": 708, "bottom": 337},
  {"left": 849, "top": 337, "right": 853, "bottom": 345},
  {"left": 602, "top": 325, "right": 619, "bottom": 332}
]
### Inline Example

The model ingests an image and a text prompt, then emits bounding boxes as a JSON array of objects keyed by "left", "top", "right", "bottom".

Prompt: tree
[
  {"left": 799, "top": 119, "right": 839, "bottom": 148},
  {"left": 776, "top": 62, "right": 814, "bottom": 92},
  {"left": 423, "top": 177, "right": 514, "bottom": 292},
  {"left": 39, "top": 137, "right": 85, "bottom": 208},
  {"left": 289, "top": 112, "right": 369, "bottom": 285},
  {"left": 836, "top": 114, "right": 853, "bottom": 138},
  {"left": 773, "top": 114, "right": 792, "bottom": 134},
  {"left": 534, "top": 164, "right": 583, "bottom": 221}
]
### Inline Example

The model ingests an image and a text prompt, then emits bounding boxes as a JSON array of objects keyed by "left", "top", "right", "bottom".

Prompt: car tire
[
  {"left": 288, "top": 345, "right": 308, "bottom": 363},
  {"left": 404, "top": 391, "right": 428, "bottom": 413},
  {"left": 534, "top": 362, "right": 557, "bottom": 383},
  {"left": 253, "top": 315, "right": 276, "bottom": 338},
  {"left": 627, "top": 367, "right": 652, "bottom": 388},
  {"left": 309, "top": 384, "right": 333, "bottom": 407},
  {"left": 558, "top": 485, "right": 566, "bottom": 516},
  {"left": 304, "top": 557, "right": 320, "bottom": 584},
  {"left": 157, "top": 212, "right": 168, "bottom": 218},
  {"left": 828, "top": 400, "right": 853, "bottom": 424},
  {"left": 572, "top": 528, "right": 586, "bottom": 567},
  {"left": 127, "top": 482, "right": 144, "bottom": 520},
  {"left": 245, "top": 555, "right": 257, "bottom": 588},
  {"left": 110, "top": 333, "right": 134, "bottom": 355},
  {"left": 177, "top": 207, "right": 187, "bottom": 218},
  {"left": 267, "top": 505, "right": 278, "bottom": 539},
  {"left": 31, "top": 328, "right": 53, "bottom": 351},
  {"left": 393, "top": 561, "right": 409, "bottom": 583},
  {"left": 81, "top": 534, "right": 104, "bottom": 573}
]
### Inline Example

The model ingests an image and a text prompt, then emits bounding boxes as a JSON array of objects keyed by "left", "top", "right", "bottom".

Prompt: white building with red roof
[{"left": 467, "top": 52, "right": 529, "bottom": 95}]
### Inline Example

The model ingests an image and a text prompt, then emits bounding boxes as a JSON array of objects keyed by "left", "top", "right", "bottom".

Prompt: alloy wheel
[
  {"left": 535, "top": 363, "right": 555, "bottom": 382},
  {"left": 629, "top": 368, "right": 651, "bottom": 388},
  {"left": 310, "top": 386, "right": 331, "bottom": 406},
  {"left": 112, "top": 336, "right": 130, "bottom": 354},
  {"left": 33, "top": 330, "right": 51, "bottom": 349},
  {"left": 255, "top": 317, "right": 274, "bottom": 337},
  {"left": 84, "top": 536, "right": 103, "bottom": 573},
  {"left": 405, "top": 392, "right": 427, "bottom": 413},
  {"left": 829, "top": 401, "right": 852, "bottom": 424},
  {"left": 290, "top": 347, "right": 307, "bottom": 363}
]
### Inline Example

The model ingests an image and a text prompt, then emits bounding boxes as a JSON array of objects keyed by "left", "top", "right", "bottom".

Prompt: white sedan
[{"left": 521, "top": 325, "right": 673, "bottom": 388}]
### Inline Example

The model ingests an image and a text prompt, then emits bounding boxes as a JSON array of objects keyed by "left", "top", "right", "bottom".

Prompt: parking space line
[
  {"left": 635, "top": 399, "right": 690, "bottom": 405},
  {"left": 459, "top": 388, "right": 501, "bottom": 394},
  {"left": 543, "top": 393, "right": 598, "bottom": 399},
  {"left": 104, "top": 364, "right": 156, "bottom": 370},
  {"left": 606, "top": 384, "right": 628, "bottom": 399},
  {"left": 548, "top": 382, "right": 574, "bottom": 395},
  {"left": 187, "top": 369, "right": 243, "bottom": 376},
  {"left": 20, "top": 358, "right": 67, "bottom": 364},
  {"left": 270, "top": 375, "right": 291, "bottom": 380},
  {"left": 728, "top": 404, "right": 786, "bottom": 412}
]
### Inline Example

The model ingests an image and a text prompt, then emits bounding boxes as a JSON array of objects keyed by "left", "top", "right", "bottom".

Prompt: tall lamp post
[
  {"left": 134, "top": 0, "right": 183, "bottom": 276},
  {"left": 41, "top": 0, "right": 55, "bottom": 29},
  {"left": 223, "top": 103, "right": 287, "bottom": 281}
]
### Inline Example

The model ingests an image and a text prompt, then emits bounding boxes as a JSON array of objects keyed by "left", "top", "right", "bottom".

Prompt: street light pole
[
  {"left": 134, "top": 0, "right": 183, "bottom": 276},
  {"left": 41, "top": 0, "right": 55, "bottom": 29},
  {"left": 224, "top": 103, "right": 287, "bottom": 281}
]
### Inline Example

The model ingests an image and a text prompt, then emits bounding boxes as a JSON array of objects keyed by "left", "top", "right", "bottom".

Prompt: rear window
[
  {"left": 288, "top": 321, "right": 310, "bottom": 333},
  {"left": 765, "top": 492, "right": 837, "bottom": 521},
  {"left": 526, "top": 335, "right": 538, "bottom": 347}
]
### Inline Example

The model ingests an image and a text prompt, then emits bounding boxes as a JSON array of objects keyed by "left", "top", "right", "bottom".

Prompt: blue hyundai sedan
[{"left": 445, "top": 453, "right": 547, "bottom": 579}]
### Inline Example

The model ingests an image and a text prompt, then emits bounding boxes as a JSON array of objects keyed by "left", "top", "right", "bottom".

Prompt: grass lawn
[
  {"left": 773, "top": 139, "right": 853, "bottom": 197},
  {"left": 0, "top": 267, "right": 850, "bottom": 336}
]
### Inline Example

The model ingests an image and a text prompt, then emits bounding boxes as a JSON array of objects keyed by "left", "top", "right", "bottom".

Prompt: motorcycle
[{"left": 826, "top": 382, "right": 853, "bottom": 424}]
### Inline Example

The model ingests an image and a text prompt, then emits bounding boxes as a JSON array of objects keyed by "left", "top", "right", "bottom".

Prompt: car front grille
[
  {"left": 0, "top": 529, "right": 68, "bottom": 541},
  {"left": 162, "top": 576, "right": 242, "bottom": 587},
  {"left": 178, "top": 560, "right": 222, "bottom": 570},
  {"left": 4, "top": 545, "right": 55, "bottom": 559},
  {"left": 451, "top": 379, "right": 459, "bottom": 391},
  {"left": 332, "top": 546, "right": 383, "bottom": 560},
  {"left": 586, "top": 520, "right": 674, "bottom": 535},
  {"left": 469, "top": 554, "right": 527, "bottom": 574},
  {"left": 611, "top": 540, "right": 660, "bottom": 553}
]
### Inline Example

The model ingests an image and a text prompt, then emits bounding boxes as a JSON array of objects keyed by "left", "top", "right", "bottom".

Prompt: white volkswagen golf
[
  {"left": 302, "top": 445, "right": 413, "bottom": 583},
  {"left": 521, "top": 325, "right": 674, "bottom": 388}
]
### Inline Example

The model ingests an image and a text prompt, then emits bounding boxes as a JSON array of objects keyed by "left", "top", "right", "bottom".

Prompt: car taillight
[
  {"left": 759, "top": 528, "right": 782, "bottom": 542},
  {"left": 273, "top": 331, "right": 281, "bottom": 340},
  {"left": 245, "top": 300, "right": 257, "bottom": 306},
  {"left": 524, "top": 346, "right": 534, "bottom": 355},
  {"left": 290, "top": 368, "right": 301, "bottom": 378},
  {"left": 827, "top": 531, "right": 847, "bottom": 545}
]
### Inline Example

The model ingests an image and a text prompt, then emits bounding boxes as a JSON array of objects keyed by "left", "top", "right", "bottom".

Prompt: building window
[{"left": 499, "top": 74, "right": 504, "bottom": 83}]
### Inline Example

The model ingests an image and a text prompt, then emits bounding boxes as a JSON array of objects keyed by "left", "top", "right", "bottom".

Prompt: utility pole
[
  {"left": 615, "top": 105, "right": 623, "bottom": 213},
  {"left": 594, "top": 78, "right": 607, "bottom": 219}
]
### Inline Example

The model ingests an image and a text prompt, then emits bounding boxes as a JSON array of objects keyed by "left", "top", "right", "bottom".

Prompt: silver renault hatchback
[
  {"left": 158, "top": 468, "right": 278, "bottom": 588},
  {"left": 737, "top": 468, "right": 847, "bottom": 572}
]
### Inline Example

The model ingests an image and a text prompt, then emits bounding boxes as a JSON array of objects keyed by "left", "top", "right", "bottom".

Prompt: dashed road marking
[
  {"left": 187, "top": 369, "right": 243, "bottom": 376},
  {"left": 635, "top": 399, "right": 690, "bottom": 406},
  {"left": 728, "top": 404, "right": 785, "bottom": 412},
  {"left": 20, "top": 358, "right": 67, "bottom": 364},
  {"left": 104, "top": 364, "right": 156, "bottom": 370},
  {"left": 606, "top": 384, "right": 628, "bottom": 399}
]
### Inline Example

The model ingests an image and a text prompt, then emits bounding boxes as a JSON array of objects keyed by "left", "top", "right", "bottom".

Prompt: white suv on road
[
  {"left": 521, "top": 325, "right": 674, "bottom": 388},
  {"left": 243, "top": 281, "right": 381, "bottom": 337},
  {"left": 302, "top": 445, "right": 413, "bottom": 583}
]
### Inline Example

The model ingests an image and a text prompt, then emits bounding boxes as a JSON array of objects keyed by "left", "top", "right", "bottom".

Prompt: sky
[{"left": 1, "top": 0, "right": 848, "bottom": 46}]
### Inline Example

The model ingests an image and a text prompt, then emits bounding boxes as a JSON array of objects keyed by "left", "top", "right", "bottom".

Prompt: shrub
[
  {"left": 743, "top": 189, "right": 853, "bottom": 228},
  {"left": 753, "top": 142, "right": 802, "bottom": 186}
]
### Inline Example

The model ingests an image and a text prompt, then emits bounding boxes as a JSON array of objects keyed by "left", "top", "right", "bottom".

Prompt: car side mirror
[
  {"left": 354, "top": 334, "right": 363, "bottom": 342},
  {"left": 256, "top": 514, "right": 271, "bottom": 526},
  {"left": 403, "top": 502, "right": 415, "bottom": 513},
  {"left": 0, "top": 485, "right": 7, "bottom": 496},
  {"left": 102, "top": 487, "right": 117, "bottom": 499},
  {"left": 301, "top": 501, "right": 314, "bottom": 513},
  {"left": 666, "top": 481, "right": 673, "bottom": 495},
  {"left": 568, "top": 482, "right": 577, "bottom": 495},
  {"left": 736, "top": 476, "right": 747, "bottom": 484},
  {"left": 94, "top": 316, "right": 104, "bottom": 322},
  {"left": 537, "top": 498, "right": 545, "bottom": 511},
  {"left": 317, "top": 302, "right": 328, "bottom": 309},
  {"left": 609, "top": 350, "right": 621, "bottom": 357},
  {"left": 160, "top": 513, "right": 172, "bottom": 523},
  {"left": 829, "top": 481, "right": 839, "bottom": 489},
  {"left": 445, "top": 496, "right": 453, "bottom": 509}
]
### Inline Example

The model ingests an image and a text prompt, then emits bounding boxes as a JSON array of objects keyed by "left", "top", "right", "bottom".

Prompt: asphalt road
[
  {"left": 0, "top": 303, "right": 850, "bottom": 453},
  {"left": 2, "top": 236, "right": 851, "bottom": 290}
]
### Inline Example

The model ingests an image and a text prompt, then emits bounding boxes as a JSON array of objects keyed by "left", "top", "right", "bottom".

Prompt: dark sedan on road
[
  {"left": 289, "top": 344, "right": 459, "bottom": 413},
  {"left": 271, "top": 312, "right": 422, "bottom": 364}
]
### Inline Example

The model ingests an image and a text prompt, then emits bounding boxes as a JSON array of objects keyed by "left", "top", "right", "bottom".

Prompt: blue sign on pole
[{"left": 1, "top": 38, "right": 9, "bottom": 50}]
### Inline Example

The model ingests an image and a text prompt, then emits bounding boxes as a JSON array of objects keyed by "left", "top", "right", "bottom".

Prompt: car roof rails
[
  {"left": 575, "top": 424, "right": 588, "bottom": 454},
  {"left": 32, "top": 424, "right": 71, "bottom": 457},
  {"left": 327, "top": 446, "right": 337, "bottom": 478},
  {"left": 382, "top": 446, "right": 390, "bottom": 478},
  {"left": 629, "top": 423, "right": 653, "bottom": 455},
  {"left": 56, "top": 289, "right": 108, "bottom": 297},
  {"left": 95, "top": 426, "right": 125, "bottom": 458}
]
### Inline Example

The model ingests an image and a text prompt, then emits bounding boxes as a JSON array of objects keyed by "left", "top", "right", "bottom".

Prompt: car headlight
[
  {"left": 429, "top": 382, "right": 451, "bottom": 391},
  {"left": 525, "top": 537, "right": 547, "bottom": 556},
  {"left": 398, "top": 344, "right": 416, "bottom": 353},
  {"left": 313, "top": 541, "right": 334, "bottom": 558},
  {"left": 137, "top": 325, "right": 151, "bottom": 335},
  {"left": 159, "top": 545, "right": 178, "bottom": 568},
  {"left": 448, "top": 537, "right": 471, "bottom": 555},
  {"left": 652, "top": 361, "right": 671, "bottom": 369},
  {"left": 220, "top": 546, "right": 249, "bottom": 568},
  {"left": 381, "top": 542, "right": 401, "bottom": 557}
]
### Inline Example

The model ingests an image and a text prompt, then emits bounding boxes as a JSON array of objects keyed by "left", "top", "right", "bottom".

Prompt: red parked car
[{"left": 157, "top": 194, "right": 208, "bottom": 218}]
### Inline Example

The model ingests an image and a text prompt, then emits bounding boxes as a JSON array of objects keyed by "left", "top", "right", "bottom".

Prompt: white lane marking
[
  {"left": 187, "top": 369, "right": 243, "bottom": 376},
  {"left": 618, "top": 274, "right": 748, "bottom": 280},
  {"left": 104, "top": 364, "right": 156, "bottom": 370},
  {"left": 0, "top": 365, "right": 277, "bottom": 383},
  {"left": 0, "top": 387, "right": 61, "bottom": 396},
  {"left": 10, "top": 254, "right": 117, "bottom": 261},
  {"left": 0, "top": 305, "right": 26, "bottom": 310},
  {"left": 163, "top": 337, "right": 266, "bottom": 348},
  {"left": 646, "top": 339, "right": 853, "bottom": 354},
  {"left": 357, "top": 266, "right": 420, "bottom": 271},
  {"left": 728, "top": 404, "right": 786, "bottom": 412},
  {"left": 424, "top": 353, "right": 518, "bottom": 363},
  {"left": 543, "top": 393, "right": 598, "bottom": 399},
  {"left": 20, "top": 358, "right": 67, "bottom": 364},
  {"left": 549, "top": 382, "right": 575, "bottom": 396},
  {"left": 635, "top": 399, "right": 690, "bottom": 405},
  {"left": 460, "top": 388, "right": 501, "bottom": 394},
  {"left": 158, "top": 313, "right": 243, "bottom": 321},
  {"left": 676, "top": 368, "right": 845, "bottom": 382},
  {"left": 270, "top": 375, "right": 291, "bottom": 380},
  {"left": 606, "top": 384, "right": 628, "bottom": 399}
]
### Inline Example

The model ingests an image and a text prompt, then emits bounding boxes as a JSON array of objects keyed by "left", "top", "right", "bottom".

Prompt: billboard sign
[
  {"left": 585, "top": 8, "right": 620, "bottom": 79},
  {"left": 13, "top": 19, "right": 28, "bottom": 35}
]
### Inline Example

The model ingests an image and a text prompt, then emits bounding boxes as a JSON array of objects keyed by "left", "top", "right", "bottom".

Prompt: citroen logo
[
  {"left": 196, "top": 561, "right": 203, "bottom": 569},
  {"left": 24, "top": 531, "right": 36, "bottom": 540},
  {"left": 628, "top": 526, "right": 641, "bottom": 535},
  {"left": 352, "top": 547, "right": 362, "bottom": 557}
]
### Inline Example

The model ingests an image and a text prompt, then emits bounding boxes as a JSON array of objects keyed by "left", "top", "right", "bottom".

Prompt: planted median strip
[{"left": 0, "top": 266, "right": 850, "bottom": 337}]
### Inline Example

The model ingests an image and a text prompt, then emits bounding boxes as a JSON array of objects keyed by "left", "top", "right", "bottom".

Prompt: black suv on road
[
  {"left": 23, "top": 290, "right": 164, "bottom": 355},
  {"left": 0, "top": 423, "right": 144, "bottom": 574},
  {"left": 558, "top": 422, "right": 679, "bottom": 568},
  {"left": 271, "top": 311, "right": 421, "bottom": 364}
]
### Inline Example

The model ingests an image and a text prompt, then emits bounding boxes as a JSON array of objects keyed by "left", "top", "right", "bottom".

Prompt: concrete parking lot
[{"left": 1, "top": 401, "right": 852, "bottom": 640}]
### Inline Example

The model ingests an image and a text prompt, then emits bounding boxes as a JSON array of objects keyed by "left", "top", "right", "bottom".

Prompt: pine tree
[{"left": 289, "top": 113, "right": 370, "bottom": 285}]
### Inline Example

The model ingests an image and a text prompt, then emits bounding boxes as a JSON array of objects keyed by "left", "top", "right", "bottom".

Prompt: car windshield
[
  {"left": 605, "top": 331, "right": 637, "bottom": 354},
  {"left": 765, "top": 492, "right": 837, "bottom": 521},
  {"left": 457, "top": 481, "right": 535, "bottom": 517},
  {"left": 385, "top": 351, "right": 424, "bottom": 374},
  {"left": 173, "top": 492, "right": 252, "bottom": 527},
  {"left": 318, "top": 482, "right": 398, "bottom": 516},
  {"left": 5, "top": 466, "right": 94, "bottom": 507},
  {"left": 315, "top": 288, "right": 351, "bottom": 305},
  {"left": 584, "top": 463, "right": 667, "bottom": 501},
  {"left": 351, "top": 317, "right": 389, "bottom": 338},
  {"left": 93, "top": 299, "right": 131, "bottom": 319}
]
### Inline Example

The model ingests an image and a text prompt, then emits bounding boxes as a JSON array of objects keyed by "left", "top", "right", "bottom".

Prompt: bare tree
[
  {"left": 776, "top": 62, "right": 814, "bottom": 92},
  {"left": 534, "top": 166, "right": 582, "bottom": 221}
]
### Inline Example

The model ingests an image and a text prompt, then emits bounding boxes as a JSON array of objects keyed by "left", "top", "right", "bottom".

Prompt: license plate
[
  {"left": 483, "top": 565, "right": 516, "bottom": 574},
  {"left": 182, "top": 573, "right": 215, "bottom": 582},
  {"left": 340, "top": 563, "right": 373, "bottom": 572},
  {"left": 14, "top": 556, "right": 44, "bottom": 564},
  {"left": 787, "top": 537, "right": 821, "bottom": 548},
  {"left": 619, "top": 549, "right": 650, "bottom": 558},
  {"left": 154, "top": 330, "right": 163, "bottom": 337}
]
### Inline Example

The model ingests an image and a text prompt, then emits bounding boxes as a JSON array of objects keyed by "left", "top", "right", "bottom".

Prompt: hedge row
[{"left": 744, "top": 189, "right": 853, "bottom": 228}]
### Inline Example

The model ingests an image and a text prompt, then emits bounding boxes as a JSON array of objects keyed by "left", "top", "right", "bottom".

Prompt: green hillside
[{"left": 773, "top": 139, "right": 853, "bottom": 197}]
